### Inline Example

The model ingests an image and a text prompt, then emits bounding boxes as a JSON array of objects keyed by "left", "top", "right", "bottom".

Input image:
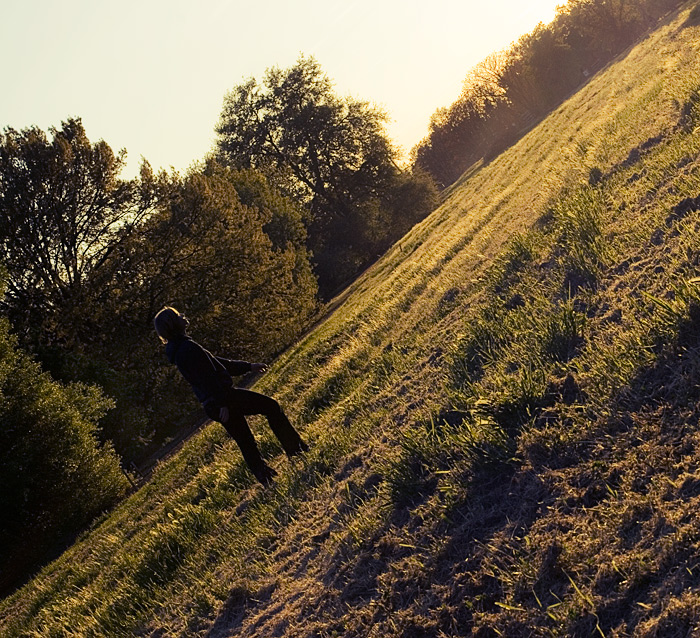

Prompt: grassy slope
[{"left": 3, "top": 5, "right": 700, "bottom": 637}]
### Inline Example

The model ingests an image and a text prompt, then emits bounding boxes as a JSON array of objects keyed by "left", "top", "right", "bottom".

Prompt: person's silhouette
[{"left": 154, "top": 307, "right": 308, "bottom": 485}]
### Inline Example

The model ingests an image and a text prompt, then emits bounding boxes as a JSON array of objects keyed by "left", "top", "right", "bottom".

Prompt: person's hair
[{"left": 153, "top": 306, "right": 186, "bottom": 343}]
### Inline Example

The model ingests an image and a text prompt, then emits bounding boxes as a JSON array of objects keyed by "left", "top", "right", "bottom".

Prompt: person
[{"left": 153, "top": 306, "right": 308, "bottom": 485}]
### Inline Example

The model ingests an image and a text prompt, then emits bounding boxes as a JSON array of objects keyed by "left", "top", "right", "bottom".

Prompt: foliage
[
  {"left": 0, "top": 118, "right": 159, "bottom": 345},
  {"left": 0, "top": 120, "right": 319, "bottom": 466},
  {"left": 0, "top": 304, "right": 128, "bottom": 594},
  {"left": 413, "top": 0, "right": 685, "bottom": 188},
  {"left": 0, "top": 128, "right": 319, "bottom": 589},
  {"left": 68, "top": 161, "right": 319, "bottom": 460},
  {"left": 216, "top": 55, "right": 438, "bottom": 296}
]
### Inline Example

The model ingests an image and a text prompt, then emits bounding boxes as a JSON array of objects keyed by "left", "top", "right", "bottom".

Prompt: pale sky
[{"left": 1, "top": 0, "right": 562, "bottom": 178}]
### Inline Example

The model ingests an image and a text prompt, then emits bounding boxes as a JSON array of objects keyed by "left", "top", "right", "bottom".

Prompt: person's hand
[
  {"left": 219, "top": 406, "right": 229, "bottom": 423},
  {"left": 251, "top": 363, "right": 268, "bottom": 374}
]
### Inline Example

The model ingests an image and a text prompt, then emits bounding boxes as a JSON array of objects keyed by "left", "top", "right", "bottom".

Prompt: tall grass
[{"left": 552, "top": 185, "right": 609, "bottom": 289}]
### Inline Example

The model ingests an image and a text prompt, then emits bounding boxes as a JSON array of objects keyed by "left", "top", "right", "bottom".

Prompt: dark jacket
[{"left": 166, "top": 335, "right": 251, "bottom": 411}]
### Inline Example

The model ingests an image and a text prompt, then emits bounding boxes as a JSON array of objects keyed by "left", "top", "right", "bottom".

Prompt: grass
[{"left": 3, "top": 3, "right": 700, "bottom": 637}]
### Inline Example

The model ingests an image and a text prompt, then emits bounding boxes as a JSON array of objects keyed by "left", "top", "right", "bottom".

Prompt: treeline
[
  {"left": 413, "top": 0, "right": 685, "bottom": 188},
  {"left": 0, "top": 60, "right": 436, "bottom": 591}
]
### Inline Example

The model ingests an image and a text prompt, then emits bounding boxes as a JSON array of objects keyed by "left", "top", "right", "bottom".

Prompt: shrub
[{"left": 0, "top": 315, "right": 128, "bottom": 594}]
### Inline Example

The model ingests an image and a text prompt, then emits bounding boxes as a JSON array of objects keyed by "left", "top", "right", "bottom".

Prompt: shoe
[
  {"left": 254, "top": 464, "right": 277, "bottom": 486},
  {"left": 287, "top": 440, "right": 310, "bottom": 458}
]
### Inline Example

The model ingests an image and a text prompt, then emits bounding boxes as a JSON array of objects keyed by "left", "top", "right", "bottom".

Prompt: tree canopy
[
  {"left": 217, "top": 56, "right": 394, "bottom": 214},
  {"left": 217, "top": 55, "right": 437, "bottom": 296},
  {"left": 0, "top": 118, "right": 157, "bottom": 344},
  {"left": 0, "top": 121, "right": 319, "bottom": 462}
]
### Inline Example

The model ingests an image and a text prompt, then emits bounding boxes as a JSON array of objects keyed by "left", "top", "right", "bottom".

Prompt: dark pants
[{"left": 205, "top": 388, "right": 306, "bottom": 480}]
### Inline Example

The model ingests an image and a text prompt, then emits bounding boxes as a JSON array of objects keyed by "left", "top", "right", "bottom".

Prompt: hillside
[{"left": 2, "top": 4, "right": 700, "bottom": 636}]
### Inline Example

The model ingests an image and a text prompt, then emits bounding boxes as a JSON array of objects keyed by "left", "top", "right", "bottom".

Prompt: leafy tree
[
  {"left": 0, "top": 291, "right": 128, "bottom": 593},
  {"left": 217, "top": 56, "right": 391, "bottom": 215},
  {"left": 147, "top": 162, "right": 318, "bottom": 359},
  {"left": 413, "top": 53, "right": 515, "bottom": 188},
  {"left": 0, "top": 118, "right": 158, "bottom": 346},
  {"left": 216, "top": 55, "right": 437, "bottom": 296},
  {"left": 0, "top": 118, "right": 317, "bottom": 464}
]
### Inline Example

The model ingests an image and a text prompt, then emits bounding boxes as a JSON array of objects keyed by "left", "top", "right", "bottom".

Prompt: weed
[
  {"left": 342, "top": 492, "right": 384, "bottom": 549},
  {"left": 448, "top": 305, "right": 509, "bottom": 386},
  {"left": 582, "top": 328, "right": 653, "bottom": 411},
  {"left": 446, "top": 408, "right": 512, "bottom": 467},
  {"left": 643, "top": 279, "right": 700, "bottom": 346},
  {"left": 539, "top": 297, "right": 586, "bottom": 363},
  {"left": 132, "top": 504, "right": 216, "bottom": 589},
  {"left": 486, "top": 232, "right": 538, "bottom": 293},
  {"left": 553, "top": 185, "right": 608, "bottom": 288},
  {"left": 490, "top": 365, "right": 550, "bottom": 430},
  {"left": 382, "top": 407, "right": 514, "bottom": 511},
  {"left": 382, "top": 422, "right": 441, "bottom": 508}
]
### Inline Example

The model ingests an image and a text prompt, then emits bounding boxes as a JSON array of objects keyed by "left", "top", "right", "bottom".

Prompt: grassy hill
[{"left": 3, "top": 4, "right": 700, "bottom": 636}]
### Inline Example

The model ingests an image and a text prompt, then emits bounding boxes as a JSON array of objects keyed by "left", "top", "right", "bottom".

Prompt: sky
[{"left": 1, "top": 0, "right": 563, "bottom": 178}]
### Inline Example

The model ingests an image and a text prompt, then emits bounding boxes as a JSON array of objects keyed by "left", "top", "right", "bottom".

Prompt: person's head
[{"left": 153, "top": 306, "right": 189, "bottom": 343}]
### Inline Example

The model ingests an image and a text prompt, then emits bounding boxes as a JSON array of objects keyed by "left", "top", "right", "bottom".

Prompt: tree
[
  {"left": 216, "top": 55, "right": 437, "bottom": 296},
  {"left": 500, "top": 23, "right": 577, "bottom": 116},
  {"left": 0, "top": 118, "right": 318, "bottom": 464},
  {"left": 217, "top": 56, "right": 392, "bottom": 215},
  {"left": 0, "top": 118, "right": 157, "bottom": 345},
  {"left": 413, "top": 53, "right": 514, "bottom": 188},
  {"left": 147, "top": 162, "right": 318, "bottom": 359}
]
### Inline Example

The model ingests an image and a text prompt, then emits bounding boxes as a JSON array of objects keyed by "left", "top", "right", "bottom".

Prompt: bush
[{"left": 0, "top": 315, "right": 128, "bottom": 594}]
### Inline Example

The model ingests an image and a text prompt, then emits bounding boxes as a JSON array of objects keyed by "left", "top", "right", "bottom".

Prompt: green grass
[{"left": 3, "top": 4, "right": 700, "bottom": 637}]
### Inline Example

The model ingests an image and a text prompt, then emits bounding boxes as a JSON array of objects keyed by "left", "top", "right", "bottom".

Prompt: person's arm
[{"left": 216, "top": 357, "right": 252, "bottom": 377}]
